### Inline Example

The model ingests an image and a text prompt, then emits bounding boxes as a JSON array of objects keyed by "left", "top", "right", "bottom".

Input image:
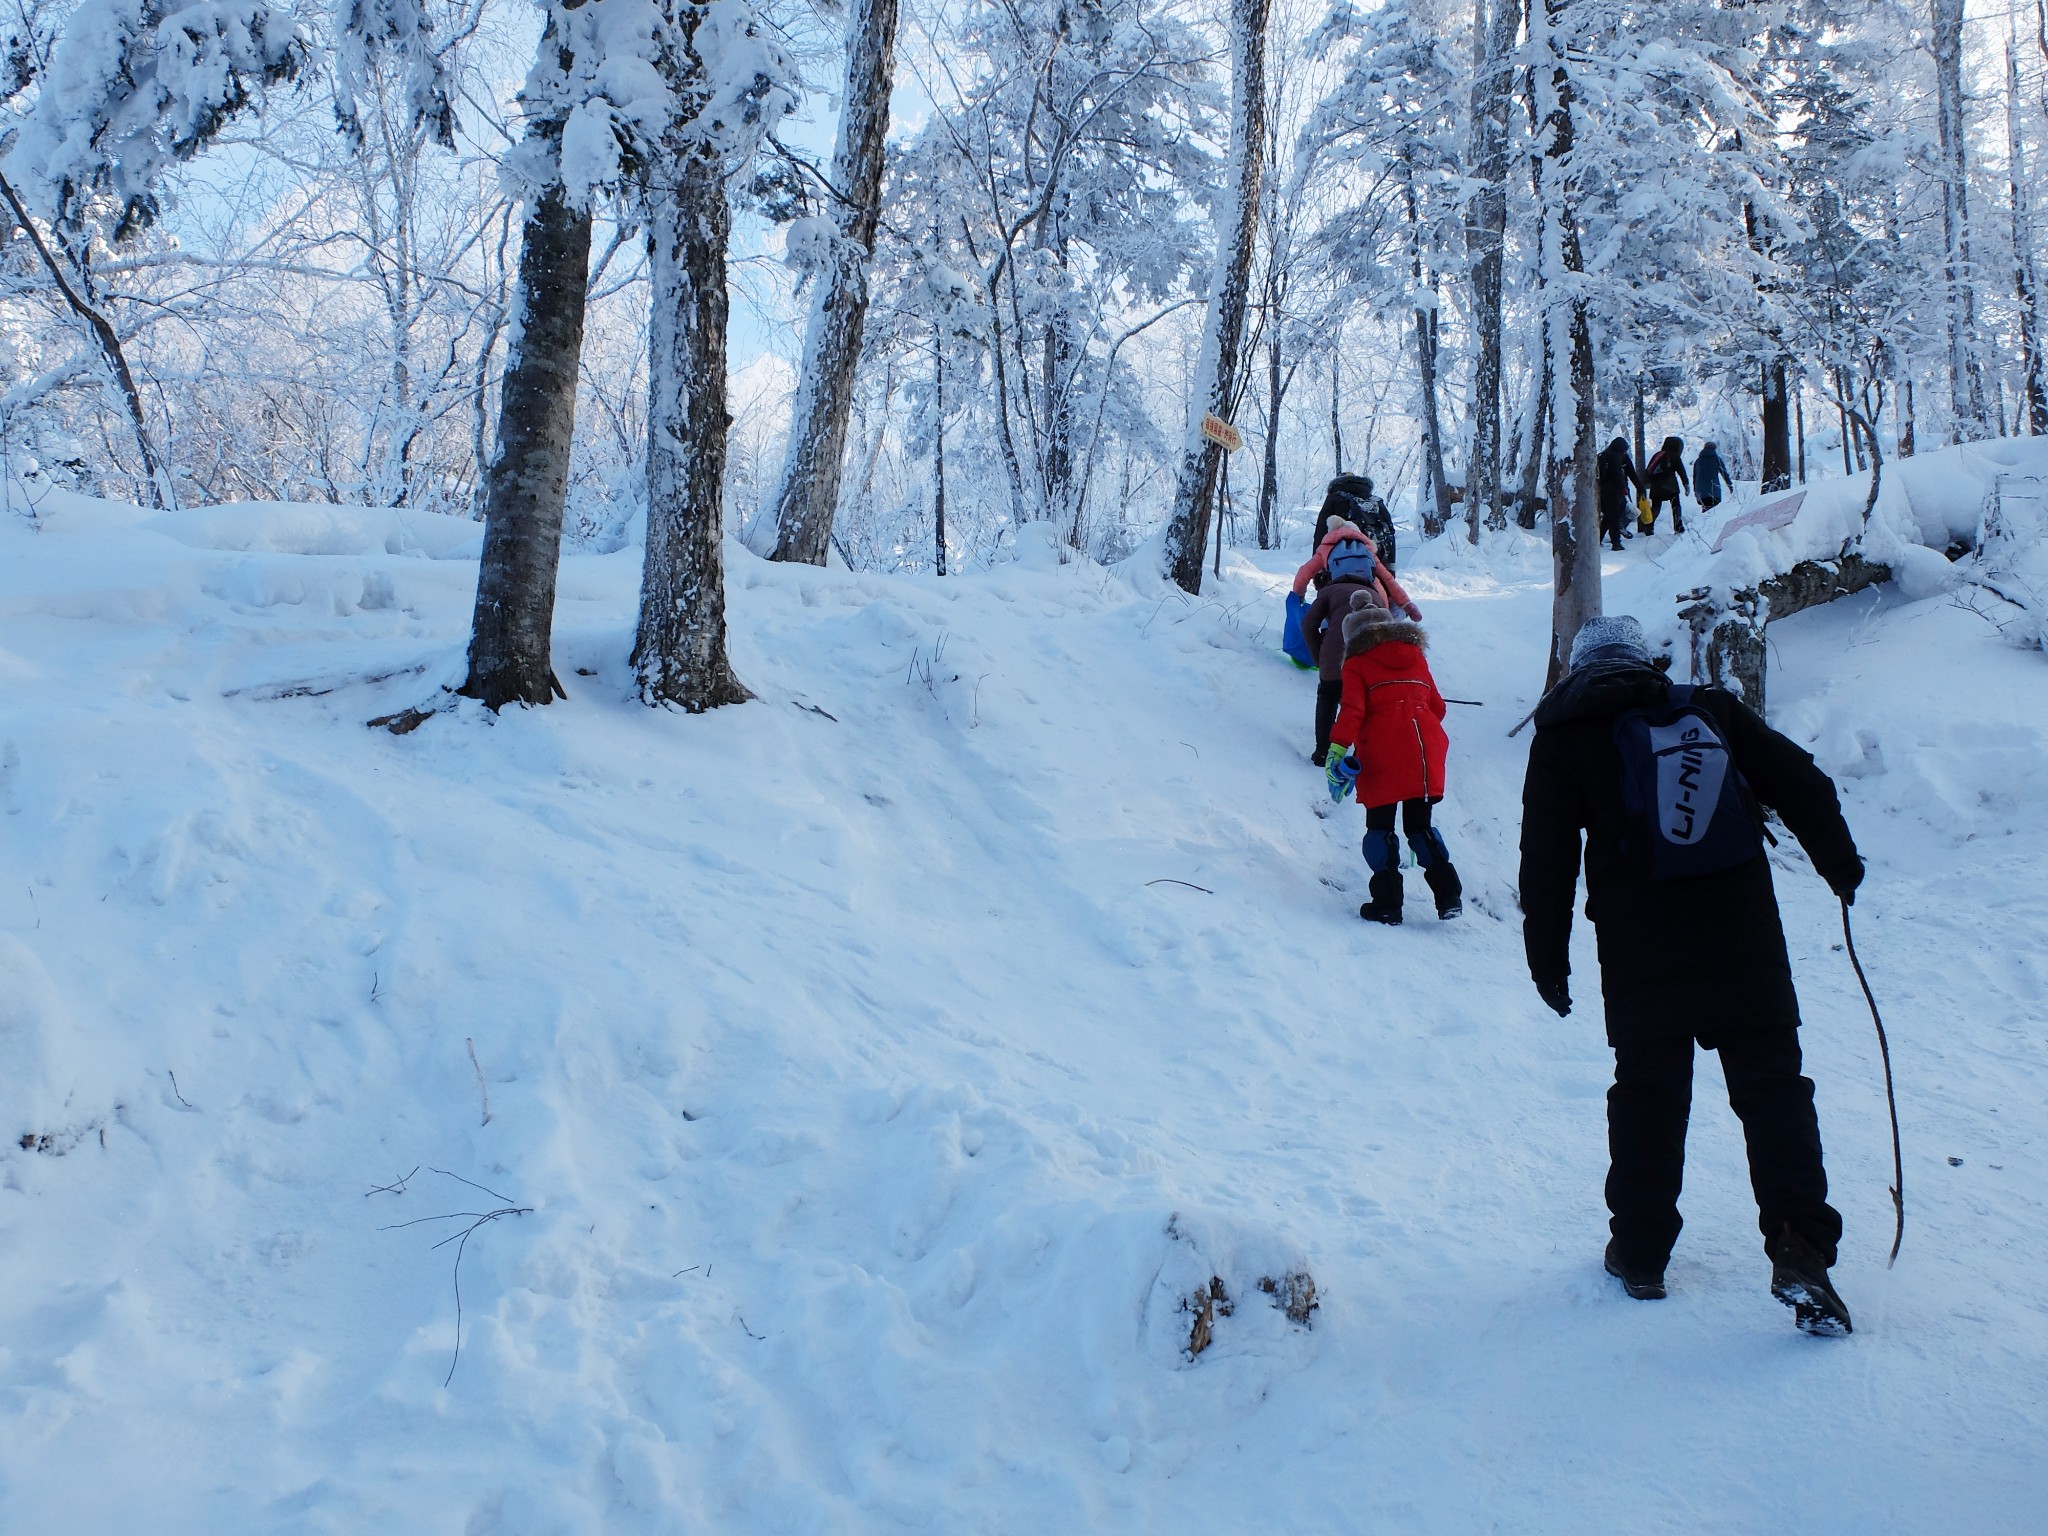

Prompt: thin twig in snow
[
  {"left": 365, "top": 1166, "right": 420, "bottom": 1198},
  {"left": 466, "top": 1038, "right": 492, "bottom": 1126},
  {"left": 431, "top": 1167, "right": 514, "bottom": 1204},
  {"left": 167, "top": 1071, "right": 194, "bottom": 1110},
  {"left": 1146, "top": 879, "right": 1215, "bottom": 894}
]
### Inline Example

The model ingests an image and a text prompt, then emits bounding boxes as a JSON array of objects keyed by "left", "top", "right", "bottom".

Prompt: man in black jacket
[
  {"left": 1595, "top": 438, "right": 1644, "bottom": 552},
  {"left": 1518, "top": 616, "right": 1866, "bottom": 1333}
]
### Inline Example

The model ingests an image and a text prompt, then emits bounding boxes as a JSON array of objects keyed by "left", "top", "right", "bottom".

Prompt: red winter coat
[{"left": 1330, "top": 610, "right": 1449, "bottom": 807}]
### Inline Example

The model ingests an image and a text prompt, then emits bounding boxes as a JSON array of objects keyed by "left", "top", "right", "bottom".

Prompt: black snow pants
[
  {"left": 1599, "top": 494, "right": 1629, "bottom": 551},
  {"left": 1605, "top": 1027, "right": 1842, "bottom": 1270},
  {"left": 1647, "top": 485, "right": 1685, "bottom": 534},
  {"left": 1314, "top": 680, "right": 1344, "bottom": 756}
]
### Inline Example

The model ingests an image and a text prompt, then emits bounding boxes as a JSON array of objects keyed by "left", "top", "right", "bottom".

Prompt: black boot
[
  {"left": 1604, "top": 1239, "right": 1667, "bottom": 1301},
  {"left": 1770, "top": 1225, "right": 1853, "bottom": 1335},
  {"left": 1359, "top": 871, "right": 1403, "bottom": 925},
  {"left": 1422, "top": 860, "right": 1463, "bottom": 920}
]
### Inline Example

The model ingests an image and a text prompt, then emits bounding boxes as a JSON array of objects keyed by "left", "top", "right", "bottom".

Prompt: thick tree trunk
[
  {"left": 460, "top": 176, "right": 592, "bottom": 709},
  {"left": 1761, "top": 358, "right": 1791, "bottom": 491},
  {"left": 634, "top": 145, "right": 751, "bottom": 710},
  {"left": 2008, "top": 42, "right": 2048, "bottom": 435},
  {"left": 1163, "top": 0, "right": 1269, "bottom": 593},
  {"left": 1933, "top": 0, "right": 1989, "bottom": 439},
  {"left": 768, "top": 0, "right": 901, "bottom": 565},
  {"left": 1464, "top": 0, "right": 1515, "bottom": 539},
  {"left": 1539, "top": 0, "right": 1600, "bottom": 691}
]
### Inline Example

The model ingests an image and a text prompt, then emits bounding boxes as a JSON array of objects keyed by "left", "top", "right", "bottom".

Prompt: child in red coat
[{"left": 1324, "top": 590, "right": 1464, "bottom": 922}]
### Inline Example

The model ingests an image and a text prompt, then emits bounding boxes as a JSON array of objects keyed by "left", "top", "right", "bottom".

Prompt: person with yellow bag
[
  {"left": 1642, "top": 435, "right": 1691, "bottom": 535},
  {"left": 1596, "top": 436, "right": 1646, "bottom": 552}
]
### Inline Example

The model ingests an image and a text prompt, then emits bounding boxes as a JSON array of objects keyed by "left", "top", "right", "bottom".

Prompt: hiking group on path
[
  {"left": 1284, "top": 473, "right": 1865, "bottom": 1337},
  {"left": 1596, "top": 435, "right": 1732, "bottom": 550}
]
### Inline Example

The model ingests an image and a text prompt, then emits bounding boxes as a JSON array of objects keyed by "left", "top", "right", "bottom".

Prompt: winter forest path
[{"left": 0, "top": 502, "right": 2043, "bottom": 1531}]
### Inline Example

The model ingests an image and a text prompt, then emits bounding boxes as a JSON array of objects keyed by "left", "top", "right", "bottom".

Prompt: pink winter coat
[{"left": 1291, "top": 525, "right": 1418, "bottom": 619}]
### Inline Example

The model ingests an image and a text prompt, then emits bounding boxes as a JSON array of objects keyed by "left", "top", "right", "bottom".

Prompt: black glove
[
  {"left": 1828, "top": 856, "right": 1865, "bottom": 906},
  {"left": 1535, "top": 977, "right": 1572, "bottom": 1018}
]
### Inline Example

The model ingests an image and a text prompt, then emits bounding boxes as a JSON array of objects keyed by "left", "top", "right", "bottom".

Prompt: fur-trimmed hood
[{"left": 1342, "top": 603, "right": 1427, "bottom": 659}]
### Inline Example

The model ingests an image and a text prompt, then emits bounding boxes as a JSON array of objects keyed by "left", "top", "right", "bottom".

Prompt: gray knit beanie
[{"left": 1568, "top": 614, "right": 1651, "bottom": 672}]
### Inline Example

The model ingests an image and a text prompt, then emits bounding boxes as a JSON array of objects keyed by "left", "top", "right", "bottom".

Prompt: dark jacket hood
[
  {"left": 1533, "top": 662, "right": 1667, "bottom": 727},
  {"left": 1341, "top": 608, "right": 1426, "bottom": 659}
]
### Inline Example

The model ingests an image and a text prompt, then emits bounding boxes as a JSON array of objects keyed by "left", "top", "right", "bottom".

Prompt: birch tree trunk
[
  {"left": 1255, "top": 322, "right": 1287, "bottom": 549},
  {"left": 634, "top": 137, "right": 751, "bottom": 710},
  {"left": 1464, "top": 0, "right": 1516, "bottom": 539},
  {"left": 768, "top": 0, "right": 901, "bottom": 565},
  {"left": 2008, "top": 40, "right": 2048, "bottom": 435},
  {"left": 1537, "top": 0, "right": 1599, "bottom": 691},
  {"left": 1933, "top": 0, "right": 1989, "bottom": 439},
  {"left": 460, "top": 153, "right": 593, "bottom": 710},
  {"left": 1162, "top": 0, "right": 1270, "bottom": 593}
]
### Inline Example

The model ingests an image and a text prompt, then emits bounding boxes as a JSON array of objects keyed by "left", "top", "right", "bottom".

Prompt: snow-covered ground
[{"left": 2, "top": 463, "right": 2045, "bottom": 1532}]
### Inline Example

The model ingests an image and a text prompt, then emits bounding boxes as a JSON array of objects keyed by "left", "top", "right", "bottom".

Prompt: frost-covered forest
[
  {"left": 9, "top": 1, "right": 2048, "bottom": 1527},
  {"left": 7, "top": 0, "right": 2048, "bottom": 679}
]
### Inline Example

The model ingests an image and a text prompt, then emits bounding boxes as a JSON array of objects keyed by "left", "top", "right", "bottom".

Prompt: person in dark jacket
[
  {"left": 1595, "top": 438, "right": 1644, "bottom": 552},
  {"left": 1300, "top": 562, "right": 1379, "bottom": 766},
  {"left": 1518, "top": 615, "right": 1865, "bottom": 1333},
  {"left": 1693, "top": 441, "right": 1730, "bottom": 512},
  {"left": 1642, "top": 435, "right": 1690, "bottom": 534},
  {"left": 1314, "top": 473, "right": 1398, "bottom": 572}
]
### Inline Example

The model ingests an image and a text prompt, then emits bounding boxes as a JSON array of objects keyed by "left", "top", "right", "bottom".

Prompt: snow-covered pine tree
[{"left": 766, "top": 0, "right": 901, "bottom": 567}]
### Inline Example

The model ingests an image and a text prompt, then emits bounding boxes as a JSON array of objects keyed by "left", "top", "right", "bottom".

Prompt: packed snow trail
[{"left": 0, "top": 490, "right": 2045, "bottom": 1531}]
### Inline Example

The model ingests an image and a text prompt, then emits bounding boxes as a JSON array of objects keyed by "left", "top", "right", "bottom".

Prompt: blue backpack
[
  {"left": 1326, "top": 538, "right": 1375, "bottom": 583},
  {"left": 1612, "top": 685, "right": 1763, "bottom": 880}
]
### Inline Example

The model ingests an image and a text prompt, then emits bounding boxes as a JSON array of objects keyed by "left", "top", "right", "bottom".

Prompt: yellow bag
[
  {"left": 1636, "top": 495, "right": 1651, "bottom": 515},
  {"left": 1637, "top": 500, "right": 1655, "bottom": 532}
]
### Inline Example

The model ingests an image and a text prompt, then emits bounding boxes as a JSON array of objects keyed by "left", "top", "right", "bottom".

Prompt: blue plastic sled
[{"left": 1281, "top": 591, "right": 1315, "bottom": 669}]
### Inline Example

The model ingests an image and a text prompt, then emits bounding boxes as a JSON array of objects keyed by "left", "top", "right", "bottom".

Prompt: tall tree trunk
[
  {"left": 1162, "top": 0, "right": 1270, "bottom": 593},
  {"left": 1403, "top": 148, "right": 1454, "bottom": 540},
  {"left": 768, "top": 0, "right": 901, "bottom": 564},
  {"left": 634, "top": 142, "right": 751, "bottom": 710},
  {"left": 1538, "top": 0, "right": 1599, "bottom": 691},
  {"left": 1255, "top": 325, "right": 1287, "bottom": 549},
  {"left": 1796, "top": 387, "right": 1806, "bottom": 482},
  {"left": 1933, "top": 0, "right": 1989, "bottom": 440},
  {"left": 1464, "top": 0, "right": 1515, "bottom": 539},
  {"left": 1516, "top": 313, "right": 1551, "bottom": 529},
  {"left": 1631, "top": 375, "right": 1646, "bottom": 478},
  {"left": 1330, "top": 345, "right": 1344, "bottom": 477},
  {"left": 460, "top": 160, "right": 593, "bottom": 709},
  {"left": 1900, "top": 379, "right": 1916, "bottom": 456},
  {"left": 1761, "top": 358, "right": 1791, "bottom": 491},
  {"left": 933, "top": 334, "right": 948, "bottom": 575},
  {"left": 2009, "top": 40, "right": 2048, "bottom": 434}
]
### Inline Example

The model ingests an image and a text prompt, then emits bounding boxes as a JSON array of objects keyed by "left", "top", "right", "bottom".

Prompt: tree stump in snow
[{"left": 1678, "top": 551, "right": 1891, "bottom": 714}]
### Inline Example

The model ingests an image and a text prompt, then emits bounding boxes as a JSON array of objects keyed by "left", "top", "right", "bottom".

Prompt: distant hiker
[
  {"left": 1324, "top": 590, "right": 1463, "bottom": 923},
  {"left": 1314, "top": 473, "right": 1399, "bottom": 572},
  {"left": 1694, "top": 441, "right": 1730, "bottom": 513},
  {"left": 1517, "top": 615, "right": 1866, "bottom": 1334},
  {"left": 1642, "top": 435, "right": 1690, "bottom": 535},
  {"left": 1596, "top": 437, "right": 1645, "bottom": 553},
  {"left": 1292, "top": 520, "right": 1420, "bottom": 620},
  {"left": 1300, "top": 553, "right": 1380, "bottom": 766}
]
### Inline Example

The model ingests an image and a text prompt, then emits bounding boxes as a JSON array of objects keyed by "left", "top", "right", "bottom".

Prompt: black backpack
[{"left": 1612, "top": 686, "right": 1763, "bottom": 880}]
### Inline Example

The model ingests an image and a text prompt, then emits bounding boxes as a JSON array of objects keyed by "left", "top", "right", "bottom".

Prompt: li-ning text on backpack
[
  {"left": 1612, "top": 685, "right": 1763, "bottom": 879},
  {"left": 1326, "top": 538, "right": 1376, "bottom": 582}
]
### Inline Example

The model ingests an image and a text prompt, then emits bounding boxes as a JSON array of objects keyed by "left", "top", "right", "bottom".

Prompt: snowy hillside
[{"left": 2, "top": 472, "right": 2046, "bottom": 1532}]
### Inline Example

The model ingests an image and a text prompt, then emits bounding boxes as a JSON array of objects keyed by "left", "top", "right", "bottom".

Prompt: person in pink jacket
[{"left": 1292, "top": 520, "right": 1421, "bottom": 620}]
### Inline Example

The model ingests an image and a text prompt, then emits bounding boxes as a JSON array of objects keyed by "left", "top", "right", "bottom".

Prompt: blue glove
[{"left": 1325, "top": 750, "right": 1360, "bottom": 802}]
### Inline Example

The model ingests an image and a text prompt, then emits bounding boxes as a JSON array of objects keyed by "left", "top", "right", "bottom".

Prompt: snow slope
[{"left": 1, "top": 473, "right": 2045, "bottom": 1532}]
